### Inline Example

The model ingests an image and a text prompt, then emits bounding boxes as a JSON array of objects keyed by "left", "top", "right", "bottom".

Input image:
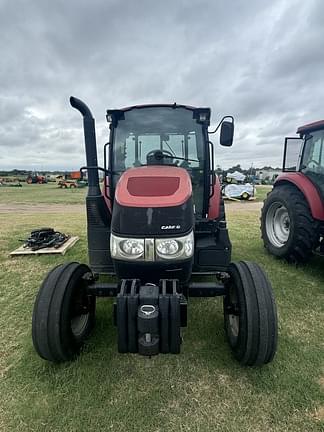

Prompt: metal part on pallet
[{"left": 22, "top": 228, "right": 69, "bottom": 251}]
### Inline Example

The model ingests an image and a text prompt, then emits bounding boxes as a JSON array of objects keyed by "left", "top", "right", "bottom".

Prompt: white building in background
[{"left": 256, "top": 168, "right": 282, "bottom": 183}]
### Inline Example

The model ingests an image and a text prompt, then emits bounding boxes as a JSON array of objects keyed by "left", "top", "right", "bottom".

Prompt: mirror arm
[{"left": 208, "top": 115, "right": 234, "bottom": 134}]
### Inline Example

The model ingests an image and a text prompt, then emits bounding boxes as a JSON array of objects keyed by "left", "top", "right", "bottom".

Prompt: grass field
[
  {"left": 254, "top": 184, "right": 272, "bottom": 202},
  {"left": 0, "top": 186, "right": 323, "bottom": 431},
  {"left": 0, "top": 183, "right": 87, "bottom": 204},
  {"left": 0, "top": 183, "right": 271, "bottom": 205}
]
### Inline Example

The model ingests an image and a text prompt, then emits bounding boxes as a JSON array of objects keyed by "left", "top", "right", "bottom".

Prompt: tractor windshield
[
  {"left": 111, "top": 106, "right": 207, "bottom": 215},
  {"left": 112, "top": 107, "right": 204, "bottom": 171},
  {"left": 300, "top": 129, "right": 324, "bottom": 196}
]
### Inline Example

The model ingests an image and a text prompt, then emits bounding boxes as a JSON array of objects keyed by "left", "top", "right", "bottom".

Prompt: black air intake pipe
[
  {"left": 70, "top": 96, "right": 100, "bottom": 196},
  {"left": 70, "top": 96, "right": 113, "bottom": 273}
]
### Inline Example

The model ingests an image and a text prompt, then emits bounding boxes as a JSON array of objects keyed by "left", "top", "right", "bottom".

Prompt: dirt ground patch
[
  {"left": 0, "top": 201, "right": 262, "bottom": 214},
  {"left": 225, "top": 201, "right": 263, "bottom": 212},
  {"left": 0, "top": 203, "right": 84, "bottom": 213}
]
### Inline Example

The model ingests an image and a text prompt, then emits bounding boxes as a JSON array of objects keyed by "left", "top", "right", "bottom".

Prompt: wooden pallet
[{"left": 10, "top": 236, "right": 79, "bottom": 256}]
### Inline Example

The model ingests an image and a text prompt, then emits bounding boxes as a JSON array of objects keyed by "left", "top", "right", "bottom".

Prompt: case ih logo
[{"left": 161, "top": 225, "right": 181, "bottom": 230}]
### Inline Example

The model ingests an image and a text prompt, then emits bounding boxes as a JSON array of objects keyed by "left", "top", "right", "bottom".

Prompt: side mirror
[{"left": 220, "top": 121, "right": 234, "bottom": 147}]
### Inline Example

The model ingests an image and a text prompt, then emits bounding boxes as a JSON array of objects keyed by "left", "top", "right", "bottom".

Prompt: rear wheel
[
  {"left": 32, "top": 262, "right": 96, "bottom": 362},
  {"left": 224, "top": 261, "right": 277, "bottom": 366},
  {"left": 261, "top": 184, "right": 320, "bottom": 262}
]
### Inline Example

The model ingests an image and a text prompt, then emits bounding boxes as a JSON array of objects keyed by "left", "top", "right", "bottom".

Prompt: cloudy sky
[{"left": 0, "top": 0, "right": 323, "bottom": 171}]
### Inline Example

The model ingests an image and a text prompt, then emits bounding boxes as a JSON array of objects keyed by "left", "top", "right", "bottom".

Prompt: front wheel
[
  {"left": 224, "top": 261, "right": 278, "bottom": 366},
  {"left": 32, "top": 262, "right": 96, "bottom": 362}
]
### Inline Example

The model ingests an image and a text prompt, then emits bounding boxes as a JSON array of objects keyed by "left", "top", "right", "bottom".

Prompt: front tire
[
  {"left": 224, "top": 261, "right": 277, "bottom": 366},
  {"left": 261, "top": 184, "right": 320, "bottom": 262},
  {"left": 32, "top": 262, "right": 96, "bottom": 362}
]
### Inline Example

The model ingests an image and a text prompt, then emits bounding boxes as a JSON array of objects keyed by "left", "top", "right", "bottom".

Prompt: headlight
[
  {"left": 110, "top": 234, "right": 144, "bottom": 260},
  {"left": 156, "top": 239, "right": 179, "bottom": 256},
  {"left": 120, "top": 239, "right": 144, "bottom": 256},
  {"left": 155, "top": 231, "right": 194, "bottom": 260},
  {"left": 110, "top": 231, "right": 194, "bottom": 261}
]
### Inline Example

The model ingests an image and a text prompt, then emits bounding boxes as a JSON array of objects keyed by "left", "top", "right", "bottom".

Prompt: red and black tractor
[
  {"left": 32, "top": 97, "right": 277, "bottom": 366},
  {"left": 26, "top": 173, "right": 47, "bottom": 184},
  {"left": 261, "top": 120, "right": 324, "bottom": 262}
]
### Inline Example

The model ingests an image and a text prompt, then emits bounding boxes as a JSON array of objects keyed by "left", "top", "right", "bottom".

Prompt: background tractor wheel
[
  {"left": 261, "top": 184, "right": 320, "bottom": 263},
  {"left": 32, "top": 262, "right": 96, "bottom": 362},
  {"left": 224, "top": 261, "right": 277, "bottom": 366},
  {"left": 241, "top": 192, "right": 250, "bottom": 200}
]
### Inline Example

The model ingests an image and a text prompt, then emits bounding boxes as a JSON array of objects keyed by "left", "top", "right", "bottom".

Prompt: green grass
[
  {"left": 255, "top": 185, "right": 272, "bottom": 202},
  {"left": 0, "top": 183, "right": 271, "bottom": 205},
  {"left": 0, "top": 201, "right": 323, "bottom": 431},
  {"left": 0, "top": 183, "right": 86, "bottom": 204}
]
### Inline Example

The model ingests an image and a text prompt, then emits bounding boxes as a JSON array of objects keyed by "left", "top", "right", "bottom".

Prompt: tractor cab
[
  {"left": 283, "top": 120, "right": 324, "bottom": 197},
  {"left": 106, "top": 104, "right": 231, "bottom": 218}
]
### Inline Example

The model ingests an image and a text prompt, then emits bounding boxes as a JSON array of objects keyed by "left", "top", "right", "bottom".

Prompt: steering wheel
[{"left": 146, "top": 149, "right": 175, "bottom": 165}]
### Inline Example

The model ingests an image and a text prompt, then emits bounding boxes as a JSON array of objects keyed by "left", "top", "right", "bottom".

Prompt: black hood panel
[{"left": 111, "top": 198, "right": 194, "bottom": 237}]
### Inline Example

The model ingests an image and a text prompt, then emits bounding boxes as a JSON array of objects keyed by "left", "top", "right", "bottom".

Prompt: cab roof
[
  {"left": 297, "top": 120, "right": 324, "bottom": 135},
  {"left": 106, "top": 104, "right": 211, "bottom": 126},
  {"left": 108, "top": 103, "right": 201, "bottom": 112}
]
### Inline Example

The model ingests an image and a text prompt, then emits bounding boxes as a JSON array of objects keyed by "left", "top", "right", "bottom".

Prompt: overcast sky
[{"left": 0, "top": 0, "right": 323, "bottom": 171}]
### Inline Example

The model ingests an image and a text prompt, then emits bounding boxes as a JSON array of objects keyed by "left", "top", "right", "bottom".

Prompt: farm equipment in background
[
  {"left": 222, "top": 171, "right": 255, "bottom": 200},
  {"left": 26, "top": 173, "right": 47, "bottom": 184},
  {"left": 57, "top": 171, "right": 88, "bottom": 188},
  {"left": 261, "top": 120, "right": 324, "bottom": 262},
  {"left": 0, "top": 178, "right": 22, "bottom": 187},
  {"left": 32, "top": 97, "right": 277, "bottom": 366}
]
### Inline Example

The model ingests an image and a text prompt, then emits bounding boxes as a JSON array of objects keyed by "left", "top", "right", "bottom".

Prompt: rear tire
[
  {"left": 32, "top": 262, "right": 96, "bottom": 362},
  {"left": 224, "top": 261, "right": 277, "bottom": 366},
  {"left": 261, "top": 184, "right": 320, "bottom": 262}
]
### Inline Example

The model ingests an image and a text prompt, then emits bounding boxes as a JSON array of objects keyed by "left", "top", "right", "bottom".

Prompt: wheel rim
[
  {"left": 70, "top": 284, "right": 91, "bottom": 338},
  {"left": 225, "top": 286, "right": 239, "bottom": 341},
  {"left": 228, "top": 313, "right": 239, "bottom": 338},
  {"left": 265, "top": 202, "right": 290, "bottom": 248},
  {"left": 71, "top": 313, "right": 90, "bottom": 337}
]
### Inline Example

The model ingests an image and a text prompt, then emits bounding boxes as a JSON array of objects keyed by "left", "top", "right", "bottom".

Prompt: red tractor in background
[
  {"left": 26, "top": 173, "right": 47, "bottom": 184},
  {"left": 261, "top": 120, "right": 324, "bottom": 262}
]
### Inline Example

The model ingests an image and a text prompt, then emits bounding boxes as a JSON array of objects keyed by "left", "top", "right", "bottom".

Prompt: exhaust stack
[
  {"left": 70, "top": 96, "right": 100, "bottom": 196},
  {"left": 70, "top": 96, "right": 113, "bottom": 273}
]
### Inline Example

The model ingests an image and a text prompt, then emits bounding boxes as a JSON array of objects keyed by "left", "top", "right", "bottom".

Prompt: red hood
[{"left": 115, "top": 166, "right": 192, "bottom": 208}]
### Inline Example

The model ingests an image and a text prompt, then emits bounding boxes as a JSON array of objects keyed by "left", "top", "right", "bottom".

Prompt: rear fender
[
  {"left": 275, "top": 172, "right": 324, "bottom": 221},
  {"left": 208, "top": 176, "right": 221, "bottom": 220}
]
